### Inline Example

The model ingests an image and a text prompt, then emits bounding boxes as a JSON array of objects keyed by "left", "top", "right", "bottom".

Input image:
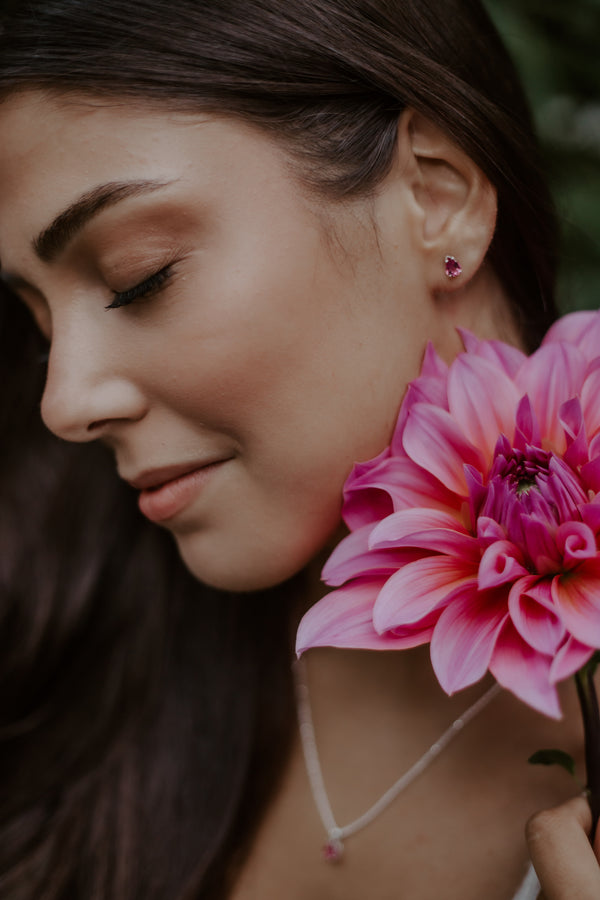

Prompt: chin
[
  {"left": 172, "top": 513, "right": 348, "bottom": 592},
  {"left": 174, "top": 533, "right": 312, "bottom": 593}
]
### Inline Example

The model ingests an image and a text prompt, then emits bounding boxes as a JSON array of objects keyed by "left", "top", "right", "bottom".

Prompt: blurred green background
[{"left": 484, "top": 0, "right": 600, "bottom": 312}]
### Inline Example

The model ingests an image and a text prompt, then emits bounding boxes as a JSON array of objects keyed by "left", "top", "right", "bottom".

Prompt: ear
[{"left": 398, "top": 109, "right": 497, "bottom": 292}]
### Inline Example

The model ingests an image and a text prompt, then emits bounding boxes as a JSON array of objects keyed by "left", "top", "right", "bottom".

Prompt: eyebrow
[{"left": 32, "top": 179, "right": 175, "bottom": 263}]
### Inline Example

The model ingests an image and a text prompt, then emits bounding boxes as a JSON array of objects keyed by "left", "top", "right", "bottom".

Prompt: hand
[{"left": 526, "top": 795, "right": 600, "bottom": 899}]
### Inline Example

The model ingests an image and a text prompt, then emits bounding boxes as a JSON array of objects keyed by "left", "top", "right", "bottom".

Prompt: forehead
[
  {"left": 0, "top": 91, "right": 300, "bottom": 266},
  {"left": 0, "top": 92, "right": 188, "bottom": 196}
]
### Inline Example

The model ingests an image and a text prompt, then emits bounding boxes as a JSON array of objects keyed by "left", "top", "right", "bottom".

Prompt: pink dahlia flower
[{"left": 296, "top": 310, "right": 600, "bottom": 719}]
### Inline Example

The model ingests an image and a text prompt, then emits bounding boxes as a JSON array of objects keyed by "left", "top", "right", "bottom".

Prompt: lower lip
[{"left": 138, "top": 462, "right": 226, "bottom": 523}]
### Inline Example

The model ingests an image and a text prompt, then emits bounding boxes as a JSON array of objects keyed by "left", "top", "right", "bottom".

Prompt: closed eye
[{"left": 105, "top": 264, "right": 173, "bottom": 310}]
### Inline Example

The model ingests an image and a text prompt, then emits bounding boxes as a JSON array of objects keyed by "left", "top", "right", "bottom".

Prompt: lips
[
  {"left": 126, "top": 461, "right": 217, "bottom": 492},
  {"left": 124, "top": 458, "right": 230, "bottom": 523}
]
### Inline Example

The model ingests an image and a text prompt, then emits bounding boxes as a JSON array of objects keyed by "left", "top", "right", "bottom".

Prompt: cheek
[
  {"left": 143, "top": 251, "right": 333, "bottom": 430},
  {"left": 143, "top": 332, "right": 360, "bottom": 591},
  {"left": 137, "top": 235, "right": 430, "bottom": 589},
  {"left": 150, "top": 354, "right": 384, "bottom": 593}
]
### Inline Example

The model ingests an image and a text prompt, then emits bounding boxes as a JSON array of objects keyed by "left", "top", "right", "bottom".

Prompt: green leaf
[{"left": 528, "top": 748, "right": 577, "bottom": 776}]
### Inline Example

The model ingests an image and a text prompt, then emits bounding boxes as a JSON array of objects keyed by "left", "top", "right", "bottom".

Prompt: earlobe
[{"left": 399, "top": 110, "right": 498, "bottom": 292}]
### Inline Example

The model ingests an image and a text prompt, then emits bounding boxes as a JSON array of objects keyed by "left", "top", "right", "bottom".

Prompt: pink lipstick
[{"left": 131, "top": 460, "right": 228, "bottom": 523}]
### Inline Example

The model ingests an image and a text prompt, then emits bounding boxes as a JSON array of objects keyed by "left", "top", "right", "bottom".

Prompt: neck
[
  {"left": 299, "top": 643, "right": 495, "bottom": 726},
  {"left": 296, "top": 523, "right": 495, "bottom": 741}
]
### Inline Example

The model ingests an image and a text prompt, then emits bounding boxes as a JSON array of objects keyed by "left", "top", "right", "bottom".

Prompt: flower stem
[{"left": 575, "top": 659, "right": 600, "bottom": 841}]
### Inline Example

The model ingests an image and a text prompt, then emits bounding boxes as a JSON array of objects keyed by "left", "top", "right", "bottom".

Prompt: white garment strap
[{"left": 512, "top": 862, "right": 540, "bottom": 900}]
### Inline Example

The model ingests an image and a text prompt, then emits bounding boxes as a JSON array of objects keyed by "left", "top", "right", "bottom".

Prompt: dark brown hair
[{"left": 0, "top": 1, "right": 559, "bottom": 897}]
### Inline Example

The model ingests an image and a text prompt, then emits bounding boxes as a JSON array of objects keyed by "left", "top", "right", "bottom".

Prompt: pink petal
[
  {"left": 408, "top": 374, "right": 449, "bottom": 410},
  {"left": 581, "top": 501, "right": 600, "bottom": 534},
  {"left": 542, "top": 310, "right": 600, "bottom": 349},
  {"left": 368, "top": 507, "right": 469, "bottom": 540},
  {"left": 476, "top": 516, "right": 507, "bottom": 546},
  {"left": 513, "top": 395, "right": 541, "bottom": 449},
  {"left": 520, "top": 516, "right": 561, "bottom": 575},
  {"left": 582, "top": 456, "right": 600, "bottom": 494},
  {"left": 458, "top": 329, "right": 481, "bottom": 354},
  {"left": 458, "top": 329, "right": 526, "bottom": 377},
  {"left": 556, "top": 521, "right": 598, "bottom": 565},
  {"left": 516, "top": 343, "right": 586, "bottom": 452},
  {"left": 581, "top": 366, "right": 600, "bottom": 441},
  {"left": 550, "top": 636, "right": 595, "bottom": 684},
  {"left": 572, "top": 316, "right": 600, "bottom": 362},
  {"left": 551, "top": 561, "right": 600, "bottom": 647},
  {"left": 421, "top": 341, "right": 449, "bottom": 379},
  {"left": 373, "top": 555, "right": 477, "bottom": 631},
  {"left": 430, "top": 586, "right": 508, "bottom": 694},
  {"left": 295, "top": 578, "right": 431, "bottom": 654},
  {"left": 390, "top": 344, "right": 449, "bottom": 455},
  {"left": 560, "top": 397, "right": 589, "bottom": 468},
  {"left": 508, "top": 576, "right": 566, "bottom": 655},
  {"left": 466, "top": 465, "right": 487, "bottom": 528},
  {"left": 392, "top": 383, "right": 446, "bottom": 458},
  {"left": 490, "top": 621, "right": 561, "bottom": 718},
  {"left": 559, "top": 395, "right": 584, "bottom": 437},
  {"left": 478, "top": 540, "right": 528, "bottom": 589},
  {"left": 322, "top": 524, "right": 426, "bottom": 587},
  {"left": 447, "top": 354, "right": 520, "bottom": 460},
  {"left": 342, "top": 449, "right": 393, "bottom": 529},
  {"left": 343, "top": 455, "right": 460, "bottom": 530},
  {"left": 368, "top": 508, "right": 479, "bottom": 561},
  {"left": 547, "top": 456, "right": 587, "bottom": 517},
  {"left": 402, "top": 403, "right": 485, "bottom": 496}
]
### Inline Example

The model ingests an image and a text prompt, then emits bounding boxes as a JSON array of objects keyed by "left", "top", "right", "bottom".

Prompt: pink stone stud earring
[{"left": 444, "top": 255, "right": 462, "bottom": 279}]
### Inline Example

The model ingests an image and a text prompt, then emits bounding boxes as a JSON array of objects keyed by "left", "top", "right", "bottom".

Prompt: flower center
[
  {"left": 473, "top": 440, "right": 588, "bottom": 569},
  {"left": 515, "top": 478, "right": 536, "bottom": 496},
  {"left": 511, "top": 456, "right": 546, "bottom": 498}
]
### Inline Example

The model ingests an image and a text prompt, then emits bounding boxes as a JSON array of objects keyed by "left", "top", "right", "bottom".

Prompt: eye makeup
[{"left": 105, "top": 264, "right": 174, "bottom": 309}]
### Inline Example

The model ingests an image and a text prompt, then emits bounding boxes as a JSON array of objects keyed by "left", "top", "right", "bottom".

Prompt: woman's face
[{"left": 0, "top": 92, "right": 455, "bottom": 590}]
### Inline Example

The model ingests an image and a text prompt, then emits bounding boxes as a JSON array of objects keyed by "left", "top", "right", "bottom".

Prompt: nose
[{"left": 40, "top": 324, "right": 147, "bottom": 443}]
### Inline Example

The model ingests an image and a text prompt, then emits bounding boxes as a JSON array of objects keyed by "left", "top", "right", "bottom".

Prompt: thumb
[{"left": 526, "top": 795, "right": 600, "bottom": 900}]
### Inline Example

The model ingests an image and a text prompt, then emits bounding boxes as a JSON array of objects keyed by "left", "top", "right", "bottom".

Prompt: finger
[{"left": 526, "top": 796, "right": 600, "bottom": 900}]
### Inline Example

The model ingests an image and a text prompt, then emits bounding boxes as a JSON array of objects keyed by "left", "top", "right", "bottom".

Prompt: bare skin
[
  {"left": 0, "top": 92, "right": 595, "bottom": 899},
  {"left": 527, "top": 796, "right": 600, "bottom": 899},
  {"left": 231, "top": 633, "right": 586, "bottom": 899}
]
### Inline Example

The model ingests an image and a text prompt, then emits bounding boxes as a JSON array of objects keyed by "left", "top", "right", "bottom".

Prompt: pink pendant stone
[
  {"left": 322, "top": 838, "right": 344, "bottom": 863},
  {"left": 445, "top": 255, "right": 462, "bottom": 279}
]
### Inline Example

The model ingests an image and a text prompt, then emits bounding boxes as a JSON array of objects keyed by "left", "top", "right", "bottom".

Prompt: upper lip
[{"left": 123, "top": 458, "right": 229, "bottom": 491}]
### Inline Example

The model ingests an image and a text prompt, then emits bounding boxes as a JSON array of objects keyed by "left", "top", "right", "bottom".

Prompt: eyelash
[{"left": 105, "top": 265, "right": 173, "bottom": 310}]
